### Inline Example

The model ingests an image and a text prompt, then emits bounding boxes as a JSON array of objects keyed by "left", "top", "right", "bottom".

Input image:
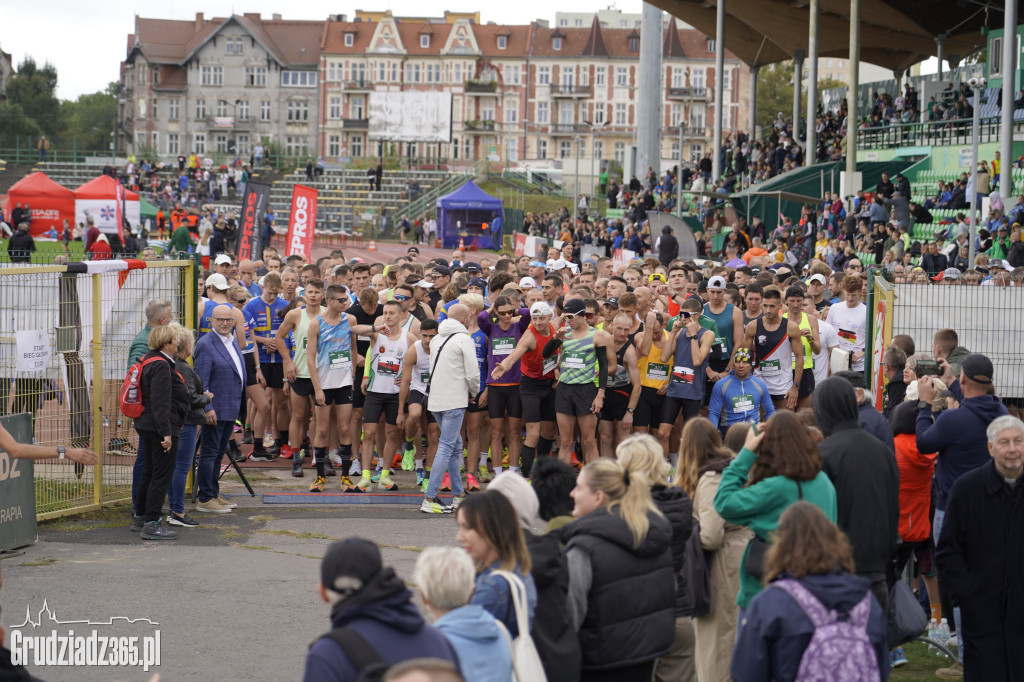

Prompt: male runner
[
  {"left": 244, "top": 272, "right": 288, "bottom": 457},
  {"left": 599, "top": 312, "right": 641, "bottom": 458},
  {"left": 657, "top": 296, "right": 714, "bottom": 455},
  {"left": 397, "top": 319, "right": 440, "bottom": 490},
  {"left": 707, "top": 347, "right": 775, "bottom": 434},
  {"left": 743, "top": 288, "right": 805, "bottom": 411},
  {"left": 635, "top": 310, "right": 670, "bottom": 434},
  {"left": 782, "top": 285, "right": 821, "bottom": 408}
]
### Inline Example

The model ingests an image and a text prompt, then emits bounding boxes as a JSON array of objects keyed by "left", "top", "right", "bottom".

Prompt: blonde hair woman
[
  {"left": 563, "top": 457, "right": 675, "bottom": 681},
  {"left": 617, "top": 434, "right": 696, "bottom": 682}
]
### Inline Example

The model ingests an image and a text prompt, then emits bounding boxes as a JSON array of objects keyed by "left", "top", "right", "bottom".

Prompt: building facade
[{"left": 119, "top": 13, "right": 322, "bottom": 162}]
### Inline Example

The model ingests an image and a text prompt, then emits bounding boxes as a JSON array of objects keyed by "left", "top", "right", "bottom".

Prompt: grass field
[
  {"left": 0, "top": 239, "right": 83, "bottom": 264},
  {"left": 891, "top": 640, "right": 958, "bottom": 681}
]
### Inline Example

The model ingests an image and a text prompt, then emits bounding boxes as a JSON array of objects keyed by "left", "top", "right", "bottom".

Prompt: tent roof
[
  {"left": 74, "top": 175, "right": 140, "bottom": 200},
  {"left": 436, "top": 180, "right": 502, "bottom": 210},
  {"left": 7, "top": 172, "right": 74, "bottom": 198},
  {"left": 140, "top": 197, "right": 159, "bottom": 217},
  {"left": 646, "top": 0, "right": 1010, "bottom": 72}
]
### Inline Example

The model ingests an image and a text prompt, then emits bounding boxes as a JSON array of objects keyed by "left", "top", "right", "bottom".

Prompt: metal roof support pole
[
  {"left": 1000, "top": 0, "right": 1017, "bottom": 195},
  {"left": 793, "top": 50, "right": 805, "bottom": 155},
  {"left": 638, "top": 2, "right": 664, "bottom": 179},
  {"left": 969, "top": 87, "right": 981, "bottom": 266},
  {"left": 844, "top": 0, "right": 860, "bottom": 200},
  {"left": 806, "top": 0, "right": 820, "bottom": 167},
  {"left": 750, "top": 65, "right": 760, "bottom": 143},
  {"left": 936, "top": 35, "right": 945, "bottom": 81},
  {"left": 713, "top": 0, "right": 726, "bottom": 180}
]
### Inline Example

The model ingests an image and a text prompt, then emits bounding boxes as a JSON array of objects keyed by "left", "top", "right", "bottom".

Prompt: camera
[{"left": 968, "top": 76, "right": 988, "bottom": 88}]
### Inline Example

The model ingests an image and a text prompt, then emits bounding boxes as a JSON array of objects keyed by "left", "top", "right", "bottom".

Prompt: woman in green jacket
[{"left": 713, "top": 410, "right": 837, "bottom": 611}]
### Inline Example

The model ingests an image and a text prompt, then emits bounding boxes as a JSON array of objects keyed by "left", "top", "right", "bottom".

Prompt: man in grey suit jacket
[{"left": 194, "top": 305, "right": 245, "bottom": 514}]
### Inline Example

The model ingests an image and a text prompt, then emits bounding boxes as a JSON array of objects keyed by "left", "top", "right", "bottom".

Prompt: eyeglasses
[
  {"left": 213, "top": 317, "right": 234, "bottom": 323},
  {"left": 394, "top": 294, "right": 410, "bottom": 302},
  {"left": 584, "top": 312, "right": 595, "bottom": 320},
  {"left": 497, "top": 309, "right": 514, "bottom": 316}
]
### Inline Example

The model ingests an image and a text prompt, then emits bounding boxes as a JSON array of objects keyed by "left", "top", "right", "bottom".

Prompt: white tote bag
[{"left": 491, "top": 570, "right": 547, "bottom": 682}]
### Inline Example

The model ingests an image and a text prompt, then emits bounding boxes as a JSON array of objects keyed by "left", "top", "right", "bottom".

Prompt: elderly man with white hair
[{"left": 413, "top": 547, "right": 514, "bottom": 682}]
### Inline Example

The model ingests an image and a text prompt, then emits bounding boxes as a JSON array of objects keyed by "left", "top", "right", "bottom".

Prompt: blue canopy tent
[{"left": 436, "top": 180, "right": 504, "bottom": 250}]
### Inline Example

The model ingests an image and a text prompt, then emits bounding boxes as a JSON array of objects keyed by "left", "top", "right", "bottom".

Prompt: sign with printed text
[
  {"left": 15, "top": 330, "right": 51, "bottom": 373},
  {"left": 235, "top": 181, "right": 270, "bottom": 262},
  {"left": 612, "top": 248, "right": 636, "bottom": 270},
  {"left": 0, "top": 414, "right": 37, "bottom": 549},
  {"left": 285, "top": 184, "right": 318, "bottom": 261}
]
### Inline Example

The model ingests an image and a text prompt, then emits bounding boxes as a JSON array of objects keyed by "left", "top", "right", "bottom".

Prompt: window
[
  {"left": 723, "top": 70, "right": 730, "bottom": 91},
  {"left": 193, "top": 132, "right": 206, "bottom": 155},
  {"left": 214, "top": 133, "right": 229, "bottom": 153},
  {"left": 260, "top": 100, "right": 271, "bottom": 121},
  {"left": 537, "top": 138, "right": 548, "bottom": 158},
  {"left": 195, "top": 99, "right": 206, "bottom": 120},
  {"left": 328, "top": 135, "right": 340, "bottom": 157},
  {"left": 152, "top": 67, "right": 160, "bottom": 85},
  {"left": 619, "top": 20, "right": 627, "bottom": 28},
  {"left": 613, "top": 141, "right": 625, "bottom": 163},
  {"left": 497, "top": 36, "right": 507, "bottom": 50},
  {"left": 574, "top": 18, "right": 583, "bottom": 27},
  {"left": 671, "top": 141, "right": 680, "bottom": 158},
  {"left": 594, "top": 139, "right": 603, "bottom": 160},
  {"left": 707, "top": 39, "right": 716, "bottom": 52},
  {"left": 238, "top": 100, "right": 249, "bottom": 120},
  {"left": 454, "top": 63, "right": 463, "bottom": 83},
  {"left": 691, "top": 106, "right": 704, "bottom": 130},
  {"left": 168, "top": 98, "right": 180, "bottom": 120},
  {"left": 672, "top": 69, "right": 684, "bottom": 88},
  {"left": 137, "top": 99, "right": 146, "bottom": 119},
  {"left": 690, "top": 144, "right": 702, "bottom": 162},
  {"left": 216, "top": 100, "right": 228, "bottom": 117},
  {"left": 226, "top": 37, "right": 243, "bottom": 54},
  {"left": 559, "top": 19, "right": 568, "bottom": 26},
  {"left": 237, "top": 134, "right": 250, "bottom": 154},
  {"left": 246, "top": 67, "right": 267, "bottom": 86},
  {"left": 167, "top": 133, "right": 179, "bottom": 155},
  {"left": 136, "top": 132, "right": 146, "bottom": 149},
  {"left": 287, "top": 101, "right": 309, "bottom": 122},
  {"left": 670, "top": 103, "right": 681, "bottom": 126},
  {"left": 420, "top": 34, "right": 430, "bottom": 48},
  {"left": 351, "top": 95, "right": 365, "bottom": 118},
  {"left": 481, "top": 105, "right": 495, "bottom": 121},
  {"left": 351, "top": 134, "right": 363, "bottom": 157},
  {"left": 615, "top": 102, "right": 627, "bottom": 125},
  {"left": 506, "top": 103, "right": 518, "bottom": 123},
  {"left": 616, "top": 67, "right": 628, "bottom": 86},
  {"left": 281, "top": 71, "right": 317, "bottom": 87},
  {"left": 595, "top": 67, "right": 605, "bottom": 86},
  {"left": 594, "top": 106, "right": 605, "bottom": 124},
  {"left": 391, "top": 63, "right": 398, "bottom": 81},
  {"left": 837, "top": 59, "right": 844, "bottom": 68},
  {"left": 345, "top": 33, "right": 355, "bottom": 47},
  {"left": 463, "top": 138, "right": 472, "bottom": 160},
  {"left": 559, "top": 101, "right": 573, "bottom": 124},
  {"left": 553, "top": 37, "right": 563, "bottom": 51},
  {"left": 328, "top": 62, "right": 342, "bottom": 82},
  {"left": 507, "top": 65, "right": 520, "bottom": 84},
  {"left": 991, "top": 36, "right": 1005, "bottom": 77},
  {"left": 538, "top": 66, "right": 550, "bottom": 85},
  {"left": 352, "top": 63, "right": 366, "bottom": 84},
  {"left": 628, "top": 37, "right": 639, "bottom": 51},
  {"left": 329, "top": 97, "right": 341, "bottom": 120},
  {"left": 405, "top": 63, "right": 422, "bottom": 83},
  {"left": 537, "top": 101, "right": 550, "bottom": 124},
  {"left": 692, "top": 69, "right": 705, "bottom": 89},
  {"left": 561, "top": 67, "right": 574, "bottom": 87},
  {"left": 201, "top": 66, "right": 223, "bottom": 86},
  {"left": 427, "top": 64, "right": 441, "bottom": 83},
  {"left": 285, "top": 136, "right": 309, "bottom": 157},
  {"left": 138, "top": 67, "right": 146, "bottom": 85}
]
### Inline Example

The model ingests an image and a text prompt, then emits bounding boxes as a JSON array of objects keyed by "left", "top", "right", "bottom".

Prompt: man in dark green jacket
[{"left": 170, "top": 222, "right": 195, "bottom": 254}]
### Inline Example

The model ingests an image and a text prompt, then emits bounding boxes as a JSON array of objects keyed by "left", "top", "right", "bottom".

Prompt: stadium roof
[{"left": 646, "top": 0, "right": 1015, "bottom": 72}]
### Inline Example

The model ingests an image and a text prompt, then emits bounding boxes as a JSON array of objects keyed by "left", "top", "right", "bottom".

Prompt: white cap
[
  {"left": 990, "top": 258, "right": 1011, "bottom": 270},
  {"left": 205, "top": 273, "right": 230, "bottom": 290},
  {"left": 413, "top": 279, "right": 433, "bottom": 288},
  {"left": 707, "top": 275, "right": 727, "bottom": 290},
  {"left": 214, "top": 254, "right": 232, "bottom": 266},
  {"left": 807, "top": 273, "right": 827, "bottom": 285},
  {"left": 529, "top": 301, "right": 554, "bottom": 317},
  {"left": 545, "top": 258, "right": 561, "bottom": 270},
  {"left": 519, "top": 276, "right": 536, "bottom": 289}
]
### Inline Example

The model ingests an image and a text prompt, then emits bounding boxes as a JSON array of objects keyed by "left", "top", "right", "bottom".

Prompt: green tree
[
  {"left": 6, "top": 57, "right": 62, "bottom": 137},
  {"left": 757, "top": 63, "right": 795, "bottom": 132},
  {"left": 0, "top": 102, "right": 43, "bottom": 147},
  {"left": 60, "top": 84, "right": 117, "bottom": 151}
]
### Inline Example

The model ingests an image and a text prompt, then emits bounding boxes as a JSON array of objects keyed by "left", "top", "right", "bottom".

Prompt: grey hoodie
[{"left": 427, "top": 318, "right": 480, "bottom": 412}]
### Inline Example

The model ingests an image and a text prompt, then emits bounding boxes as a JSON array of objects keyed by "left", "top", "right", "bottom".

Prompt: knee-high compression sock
[
  {"left": 280, "top": 430, "right": 290, "bottom": 449},
  {"left": 537, "top": 437, "right": 554, "bottom": 457},
  {"left": 520, "top": 445, "right": 536, "bottom": 477},
  {"left": 339, "top": 444, "right": 353, "bottom": 476},
  {"left": 314, "top": 447, "right": 327, "bottom": 478}
]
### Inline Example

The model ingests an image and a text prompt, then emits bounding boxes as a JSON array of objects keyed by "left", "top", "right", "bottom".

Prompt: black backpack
[{"left": 315, "top": 628, "right": 389, "bottom": 682}]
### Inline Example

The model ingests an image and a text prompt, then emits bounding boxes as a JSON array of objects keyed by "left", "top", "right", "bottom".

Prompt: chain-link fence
[{"left": 0, "top": 261, "right": 194, "bottom": 519}]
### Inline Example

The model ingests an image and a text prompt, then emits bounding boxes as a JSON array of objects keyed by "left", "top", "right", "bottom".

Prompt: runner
[
  {"left": 396, "top": 320, "right": 441, "bottom": 491},
  {"left": 825, "top": 274, "right": 867, "bottom": 372},
  {"left": 543, "top": 298, "right": 615, "bottom": 464},
  {"left": 229, "top": 286, "right": 272, "bottom": 461},
  {"left": 634, "top": 310, "right": 670, "bottom": 434},
  {"left": 707, "top": 347, "right": 775, "bottom": 434},
  {"left": 349, "top": 287, "right": 385, "bottom": 476},
  {"left": 459, "top": 293, "right": 489, "bottom": 491},
  {"left": 305, "top": 284, "right": 358, "bottom": 493},
  {"left": 742, "top": 288, "right": 806, "bottom": 411},
  {"left": 782, "top": 285, "right": 821, "bottom": 408},
  {"left": 598, "top": 312, "right": 641, "bottom": 458},
  {"left": 656, "top": 296, "right": 714, "bottom": 455},
  {"left": 479, "top": 295, "right": 531, "bottom": 477},
  {"left": 703, "top": 275, "right": 745, "bottom": 404}
]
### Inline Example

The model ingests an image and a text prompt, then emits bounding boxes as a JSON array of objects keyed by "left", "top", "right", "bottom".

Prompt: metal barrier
[{"left": 0, "top": 261, "right": 194, "bottom": 520}]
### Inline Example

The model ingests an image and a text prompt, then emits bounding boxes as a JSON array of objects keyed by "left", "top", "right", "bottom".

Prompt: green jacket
[
  {"left": 170, "top": 226, "right": 195, "bottom": 253},
  {"left": 128, "top": 324, "right": 152, "bottom": 370},
  {"left": 713, "top": 446, "right": 837, "bottom": 609}
]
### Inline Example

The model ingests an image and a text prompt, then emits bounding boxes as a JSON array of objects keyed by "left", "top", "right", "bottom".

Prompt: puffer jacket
[{"left": 651, "top": 485, "right": 694, "bottom": 617}]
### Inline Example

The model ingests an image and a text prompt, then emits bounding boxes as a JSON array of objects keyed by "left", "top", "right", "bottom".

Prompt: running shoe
[
  {"left": 420, "top": 497, "right": 450, "bottom": 514},
  {"left": 477, "top": 464, "right": 492, "bottom": 482},
  {"left": 891, "top": 647, "right": 908, "bottom": 668},
  {"left": 571, "top": 453, "right": 582, "bottom": 468},
  {"left": 122, "top": 442, "right": 137, "bottom": 455},
  {"left": 354, "top": 471, "right": 372, "bottom": 492},
  {"left": 415, "top": 469, "right": 427, "bottom": 487},
  {"left": 249, "top": 448, "right": 277, "bottom": 462},
  {"left": 340, "top": 475, "right": 355, "bottom": 492},
  {"left": 234, "top": 420, "right": 243, "bottom": 433},
  {"left": 402, "top": 441, "right": 415, "bottom": 471},
  {"left": 242, "top": 429, "right": 254, "bottom": 445},
  {"left": 441, "top": 472, "right": 451, "bottom": 492},
  {"left": 452, "top": 493, "right": 468, "bottom": 510},
  {"left": 378, "top": 472, "right": 398, "bottom": 492},
  {"left": 323, "top": 458, "right": 336, "bottom": 477},
  {"left": 466, "top": 473, "right": 480, "bottom": 492},
  {"left": 167, "top": 513, "right": 199, "bottom": 528},
  {"left": 279, "top": 444, "right": 295, "bottom": 460},
  {"left": 291, "top": 456, "right": 304, "bottom": 477},
  {"left": 371, "top": 468, "right": 383, "bottom": 483},
  {"left": 392, "top": 452, "right": 404, "bottom": 469},
  {"left": 309, "top": 476, "right": 326, "bottom": 493}
]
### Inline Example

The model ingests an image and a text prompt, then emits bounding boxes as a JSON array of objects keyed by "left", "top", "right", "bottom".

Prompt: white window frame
[
  {"left": 345, "top": 33, "right": 354, "bottom": 47},
  {"left": 420, "top": 34, "right": 430, "bottom": 48},
  {"left": 497, "top": 36, "right": 507, "bottom": 50}
]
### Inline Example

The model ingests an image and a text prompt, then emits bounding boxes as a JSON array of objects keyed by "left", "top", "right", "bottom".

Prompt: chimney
[
  {"left": 272, "top": 13, "right": 282, "bottom": 21},
  {"left": 195, "top": 12, "right": 204, "bottom": 29}
]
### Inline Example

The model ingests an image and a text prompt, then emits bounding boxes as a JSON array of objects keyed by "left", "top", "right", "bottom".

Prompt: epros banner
[
  {"left": 285, "top": 184, "right": 318, "bottom": 261},
  {"left": 235, "top": 181, "right": 271, "bottom": 262}
]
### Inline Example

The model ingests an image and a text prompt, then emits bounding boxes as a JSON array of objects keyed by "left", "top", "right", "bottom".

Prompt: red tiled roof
[
  {"left": 473, "top": 24, "right": 532, "bottom": 58},
  {"left": 395, "top": 22, "right": 452, "bottom": 55},
  {"left": 321, "top": 21, "right": 375, "bottom": 54}
]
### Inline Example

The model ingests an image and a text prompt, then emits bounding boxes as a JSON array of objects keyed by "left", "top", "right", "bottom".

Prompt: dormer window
[
  {"left": 497, "top": 36, "right": 507, "bottom": 50},
  {"left": 629, "top": 37, "right": 639, "bottom": 51},
  {"left": 553, "top": 36, "right": 563, "bottom": 51},
  {"left": 421, "top": 34, "right": 430, "bottom": 48},
  {"left": 345, "top": 33, "right": 354, "bottom": 47}
]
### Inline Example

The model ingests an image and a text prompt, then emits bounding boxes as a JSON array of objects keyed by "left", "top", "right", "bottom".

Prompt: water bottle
[
  {"left": 926, "top": 618, "right": 938, "bottom": 653},
  {"left": 935, "top": 618, "right": 950, "bottom": 655}
]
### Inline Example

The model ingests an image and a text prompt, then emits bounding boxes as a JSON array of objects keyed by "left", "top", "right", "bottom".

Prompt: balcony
[
  {"left": 207, "top": 116, "right": 252, "bottom": 130},
  {"left": 465, "top": 79, "right": 499, "bottom": 94},
  {"left": 345, "top": 80, "right": 374, "bottom": 91},
  {"left": 667, "top": 86, "right": 708, "bottom": 100},
  {"left": 464, "top": 120, "right": 496, "bottom": 133},
  {"left": 550, "top": 123, "right": 589, "bottom": 135},
  {"left": 342, "top": 118, "right": 369, "bottom": 129},
  {"left": 550, "top": 83, "right": 591, "bottom": 98}
]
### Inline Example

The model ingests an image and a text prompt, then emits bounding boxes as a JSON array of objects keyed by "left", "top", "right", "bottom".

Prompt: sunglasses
[
  {"left": 584, "top": 312, "right": 595, "bottom": 320},
  {"left": 562, "top": 313, "right": 577, "bottom": 320},
  {"left": 393, "top": 294, "right": 410, "bottom": 302},
  {"left": 497, "top": 309, "right": 514, "bottom": 316},
  {"left": 233, "top": 298, "right": 247, "bottom": 304},
  {"left": 213, "top": 317, "right": 234, "bottom": 323},
  {"left": 334, "top": 297, "right": 349, "bottom": 304}
]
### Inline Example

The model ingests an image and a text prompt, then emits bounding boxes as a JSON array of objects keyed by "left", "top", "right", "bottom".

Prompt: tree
[
  {"left": 0, "top": 102, "right": 43, "bottom": 147},
  {"left": 757, "top": 63, "right": 795, "bottom": 132},
  {"left": 6, "top": 57, "right": 62, "bottom": 137},
  {"left": 60, "top": 84, "right": 117, "bottom": 151}
]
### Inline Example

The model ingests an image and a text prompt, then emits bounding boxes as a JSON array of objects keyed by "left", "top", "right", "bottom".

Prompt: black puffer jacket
[
  {"left": 526, "top": 530, "right": 581, "bottom": 682},
  {"left": 176, "top": 357, "right": 212, "bottom": 426},
  {"left": 651, "top": 485, "right": 694, "bottom": 617}
]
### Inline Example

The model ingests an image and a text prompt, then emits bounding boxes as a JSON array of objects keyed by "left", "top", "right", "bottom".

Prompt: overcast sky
[{"left": 5, "top": 0, "right": 646, "bottom": 101}]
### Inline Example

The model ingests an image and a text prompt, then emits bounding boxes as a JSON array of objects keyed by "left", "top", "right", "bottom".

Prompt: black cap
[
  {"left": 407, "top": 246, "right": 420, "bottom": 254},
  {"left": 605, "top": 297, "right": 620, "bottom": 308},
  {"left": 320, "top": 538, "right": 382, "bottom": 596},
  {"left": 468, "top": 277, "right": 488, "bottom": 290},
  {"left": 466, "top": 262, "right": 483, "bottom": 273},
  {"left": 432, "top": 257, "right": 449, "bottom": 267},
  {"left": 433, "top": 266, "right": 451, "bottom": 277},
  {"left": 563, "top": 298, "right": 587, "bottom": 316},
  {"left": 835, "top": 370, "right": 867, "bottom": 390},
  {"left": 960, "top": 353, "right": 994, "bottom": 384}
]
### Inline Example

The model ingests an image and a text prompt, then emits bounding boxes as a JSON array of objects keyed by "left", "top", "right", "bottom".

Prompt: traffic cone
[
  {"left": 458, "top": 237, "right": 465, "bottom": 250},
  {"left": 368, "top": 239, "right": 377, "bottom": 251}
]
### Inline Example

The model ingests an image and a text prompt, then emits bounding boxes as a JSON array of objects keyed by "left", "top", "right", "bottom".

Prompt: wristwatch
[
  {"left": 57, "top": 446, "right": 66, "bottom": 460},
  {"left": 626, "top": 407, "right": 635, "bottom": 414}
]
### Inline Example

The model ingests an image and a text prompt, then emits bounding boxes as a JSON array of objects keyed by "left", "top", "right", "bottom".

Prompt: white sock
[
  {"left": 479, "top": 453, "right": 488, "bottom": 467},
  {"left": 509, "top": 465, "right": 518, "bottom": 474},
  {"left": 495, "top": 466, "right": 504, "bottom": 475},
  {"left": 415, "top": 458, "right": 423, "bottom": 470},
  {"left": 351, "top": 457, "right": 361, "bottom": 472},
  {"left": 669, "top": 452, "right": 679, "bottom": 469},
  {"left": 329, "top": 449, "right": 340, "bottom": 464}
]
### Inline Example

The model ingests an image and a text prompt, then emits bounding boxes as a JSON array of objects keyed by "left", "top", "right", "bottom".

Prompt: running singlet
[
  {"left": 351, "top": 303, "right": 384, "bottom": 360},
  {"left": 703, "top": 303, "right": 735, "bottom": 364},
  {"left": 520, "top": 324, "right": 558, "bottom": 380},
  {"left": 608, "top": 340, "right": 633, "bottom": 391},
  {"left": 471, "top": 328, "right": 488, "bottom": 389},
  {"left": 639, "top": 331, "right": 670, "bottom": 389},
  {"left": 244, "top": 297, "right": 289, "bottom": 363},
  {"left": 367, "top": 331, "right": 408, "bottom": 394},
  {"left": 409, "top": 340, "right": 432, "bottom": 394},
  {"left": 314, "top": 314, "right": 354, "bottom": 389},
  {"left": 667, "top": 327, "right": 710, "bottom": 400},
  {"left": 560, "top": 330, "right": 597, "bottom": 385},
  {"left": 239, "top": 316, "right": 255, "bottom": 354},
  {"left": 479, "top": 310, "right": 531, "bottom": 384},
  {"left": 753, "top": 317, "right": 792, "bottom": 394},
  {"left": 291, "top": 309, "right": 315, "bottom": 380},
  {"left": 783, "top": 311, "right": 814, "bottom": 369},
  {"left": 198, "top": 299, "right": 219, "bottom": 339}
]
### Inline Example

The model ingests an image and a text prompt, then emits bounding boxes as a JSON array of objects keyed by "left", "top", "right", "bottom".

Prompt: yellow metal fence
[{"left": 0, "top": 261, "right": 194, "bottom": 519}]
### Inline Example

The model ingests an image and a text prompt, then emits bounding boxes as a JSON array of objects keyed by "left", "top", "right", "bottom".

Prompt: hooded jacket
[
  {"left": 890, "top": 401, "right": 936, "bottom": 543},
  {"left": 651, "top": 485, "right": 694, "bottom": 617},
  {"left": 731, "top": 572, "right": 890, "bottom": 682},
  {"left": 915, "top": 378, "right": 1008, "bottom": 510},
  {"left": 858, "top": 401, "right": 895, "bottom": 453},
  {"left": 427, "top": 318, "right": 481, "bottom": 412},
  {"left": 815, "top": 377, "right": 900, "bottom": 577},
  {"left": 434, "top": 605, "right": 513, "bottom": 682}
]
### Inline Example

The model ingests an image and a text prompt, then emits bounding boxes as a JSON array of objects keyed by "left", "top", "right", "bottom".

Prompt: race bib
[
  {"left": 329, "top": 350, "right": 352, "bottom": 370},
  {"left": 731, "top": 393, "right": 755, "bottom": 412},
  {"left": 421, "top": 371, "right": 431, "bottom": 385},
  {"left": 542, "top": 354, "right": 559, "bottom": 375},
  {"left": 492, "top": 337, "right": 515, "bottom": 356},
  {"left": 562, "top": 350, "right": 588, "bottom": 370},
  {"left": 671, "top": 366, "right": 695, "bottom": 384},
  {"left": 838, "top": 328, "right": 857, "bottom": 342},
  {"left": 759, "top": 359, "right": 782, "bottom": 376},
  {"left": 715, "top": 335, "right": 728, "bottom": 353},
  {"left": 376, "top": 355, "right": 400, "bottom": 376},
  {"left": 357, "top": 334, "right": 370, "bottom": 343},
  {"left": 646, "top": 362, "right": 669, "bottom": 382}
]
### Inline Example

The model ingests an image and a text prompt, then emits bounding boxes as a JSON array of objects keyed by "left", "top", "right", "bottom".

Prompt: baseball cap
[
  {"left": 605, "top": 297, "right": 620, "bottom": 308},
  {"left": 807, "top": 273, "right": 827, "bottom": 285},
  {"left": 529, "top": 301, "right": 554, "bottom": 316},
  {"left": 320, "top": 538, "right": 383, "bottom": 597},
  {"left": 960, "top": 353, "right": 994, "bottom": 384},
  {"left": 214, "top": 254, "right": 232, "bottom": 266},
  {"left": 998, "top": 224, "right": 1009, "bottom": 231},
  {"left": 468, "top": 277, "right": 488, "bottom": 290},
  {"left": 942, "top": 267, "right": 962, "bottom": 280},
  {"left": 562, "top": 298, "right": 587, "bottom": 316},
  {"left": 407, "top": 246, "right": 420, "bottom": 254},
  {"left": 205, "top": 273, "right": 230, "bottom": 290},
  {"left": 518, "top": 276, "right": 536, "bottom": 289},
  {"left": 990, "top": 259, "right": 1011, "bottom": 271},
  {"left": 413, "top": 279, "right": 433, "bottom": 288},
  {"left": 465, "top": 262, "right": 483, "bottom": 273},
  {"left": 707, "top": 275, "right": 727, "bottom": 290},
  {"left": 432, "top": 266, "right": 451, "bottom": 278}
]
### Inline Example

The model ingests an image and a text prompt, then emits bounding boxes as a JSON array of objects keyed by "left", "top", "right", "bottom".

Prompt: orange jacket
[
  {"left": 893, "top": 432, "right": 936, "bottom": 543},
  {"left": 742, "top": 247, "right": 768, "bottom": 263}
]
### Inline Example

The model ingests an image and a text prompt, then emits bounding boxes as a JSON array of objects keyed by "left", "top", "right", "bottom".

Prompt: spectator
[
  {"left": 413, "top": 547, "right": 513, "bottom": 682},
  {"left": 930, "top": 328, "right": 970, "bottom": 377},
  {"left": 87, "top": 233, "right": 112, "bottom": 260},
  {"left": 881, "top": 345, "right": 908, "bottom": 419},
  {"left": 731, "top": 502, "right": 890, "bottom": 682},
  {"left": 167, "top": 327, "right": 210, "bottom": 529},
  {"left": 564, "top": 458, "right": 675, "bottom": 680},
  {"left": 714, "top": 410, "right": 837, "bottom": 613},
  {"left": 833, "top": 371, "right": 896, "bottom": 452},
  {"left": 814, "top": 376, "right": 900, "bottom": 613},
  {"left": 304, "top": 538, "right": 458, "bottom": 682},
  {"left": 617, "top": 434, "right": 695, "bottom": 682},
  {"left": 936, "top": 415, "right": 1024, "bottom": 681},
  {"left": 7, "top": 223, "right": 35, "bottom": 263}
]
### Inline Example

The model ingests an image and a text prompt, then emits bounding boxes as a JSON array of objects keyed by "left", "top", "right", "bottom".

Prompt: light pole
[
  {"left": 573, "top": 135, "right": 583, "bottom": 226},
  {"left": 678, "top": 122, "right": 685, "bottom": 216},
  {"left": 585, "top": 119, "right": 610, "bottom": 211},
  {"left": 967, "top": 78, "right": 984, "bottom": 266}
]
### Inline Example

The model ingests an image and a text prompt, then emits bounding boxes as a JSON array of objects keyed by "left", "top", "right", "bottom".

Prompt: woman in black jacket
[
  {"left": 167, "top": 326, "right": 211, "bottom": 528},
  {"left": 133, "top": 323, "right": 190, "bottom": 540},
  {"left": 617, "top": 433, "right": 695, "bottom": 682}
]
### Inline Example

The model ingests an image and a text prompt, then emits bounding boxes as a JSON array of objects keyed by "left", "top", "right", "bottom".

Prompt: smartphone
[
  {"left": 752, "top": 423, "right": 759, "bottom": 436},
  {"left": 917, "top": 359, "right": 940, "bottom": 377}
]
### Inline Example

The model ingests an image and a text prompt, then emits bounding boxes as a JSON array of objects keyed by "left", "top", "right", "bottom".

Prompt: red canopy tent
[
  {"left": 3, "top": 172, "right": 76, "bottom": 237},
  {"left": 74, "top": 175, "right": 141, "bottom": 237}
]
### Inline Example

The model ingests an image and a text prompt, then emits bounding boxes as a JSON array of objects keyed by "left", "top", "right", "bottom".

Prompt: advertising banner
[
  {"left": 235, "top": 182, "right": 270, "bottom": 262},
  {"left": 285, "top": 184, "right": 318, "bottom": 261}
]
